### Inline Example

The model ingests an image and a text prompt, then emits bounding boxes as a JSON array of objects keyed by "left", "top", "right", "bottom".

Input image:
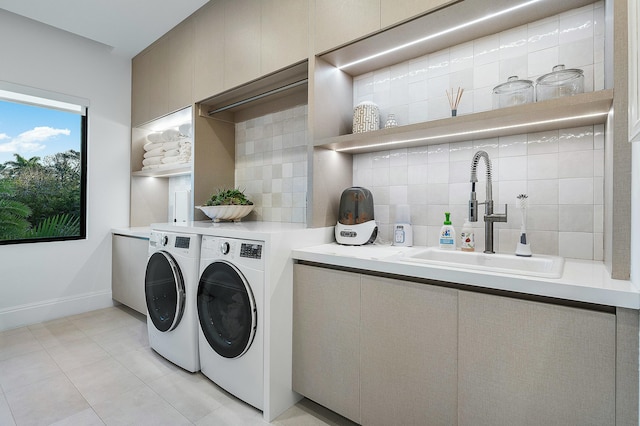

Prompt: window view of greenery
[{"left": 0, "top": 98, "right": 86, "bottom": 243}]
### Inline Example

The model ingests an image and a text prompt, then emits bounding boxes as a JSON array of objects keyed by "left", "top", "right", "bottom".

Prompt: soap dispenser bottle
[
  {"left": 439, "top": 212, "right": 456, "bottom": 250},
  {"left": 460, "top": 218, "right": 475, "bottom": 252}
]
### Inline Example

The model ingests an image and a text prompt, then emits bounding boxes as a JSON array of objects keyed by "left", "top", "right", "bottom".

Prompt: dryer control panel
[{"left": 201, "top": 236, "right": 265, "bottom": 271}]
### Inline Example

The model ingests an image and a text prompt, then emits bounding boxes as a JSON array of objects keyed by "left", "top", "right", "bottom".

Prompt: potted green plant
[{"left": 197, "top": 188, "right": 254, "bottom": 222}]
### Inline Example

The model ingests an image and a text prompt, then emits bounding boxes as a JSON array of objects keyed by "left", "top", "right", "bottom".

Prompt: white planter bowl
[{"left": 197, "top": 205, "right": 254, "bottom": 222}]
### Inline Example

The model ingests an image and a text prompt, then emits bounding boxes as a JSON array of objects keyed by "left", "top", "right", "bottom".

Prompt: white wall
[{"left": 0, "top": 10, "right": 131, "bottom": 331}]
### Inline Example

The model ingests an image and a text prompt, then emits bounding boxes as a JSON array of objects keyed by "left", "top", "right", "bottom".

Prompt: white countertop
[
  {"left": 111, "top": 226, "right": 151, "bottom": 239},
  {"left": 149, "top": 220, "right": 311, "bottom": 240},
  {"left": 292, "top": 243, "right": 640, "bottom": 309}
]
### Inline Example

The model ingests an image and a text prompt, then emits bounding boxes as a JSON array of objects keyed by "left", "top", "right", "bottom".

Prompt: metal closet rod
[{"left": 207, "top": 78, "right": 308, "bottom": 116}]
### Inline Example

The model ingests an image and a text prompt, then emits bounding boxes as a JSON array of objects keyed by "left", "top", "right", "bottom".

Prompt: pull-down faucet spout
[{"left": 469, "top": 150, "right": 507, "bottom": 254}]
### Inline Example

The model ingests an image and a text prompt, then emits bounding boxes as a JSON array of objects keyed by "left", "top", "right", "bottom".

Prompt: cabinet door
[
  {"left": 629, "top": 0, "right": 640, "bottom": 141},
  {"left": 168, "top": 18, "right": 194, "bottom": 112},
  {"left": 380, "top": 0, "right": 451, "bottom": 28},
  {"left": 131, "top": 51, "right": 151, "bottom": 126},
  {"left": 261, "top": 0, "right": 309, "bottom": 75},
  {"left": 112, "top": 235, "right": 148, "bottom": 315},
  {"left": 361, "top": 276, "right": 458, "bottom": 426},
  {"left": 313, "top": 0, "right": 380, "bottom": 54},
  {"left": 458, "top": 292, "right": 616, "bottom": 426},
  {"left": 194, "top": 0, "right": 225, "bottom": 102},
  {"left": 224, "top": 0, "right": 261, "bottom": 90},
  {"left": 147, "top": 38, "right": 170, "bottom": 121},
  {"left": 292, "top": 264, "right": 361, "bottom": 424}
]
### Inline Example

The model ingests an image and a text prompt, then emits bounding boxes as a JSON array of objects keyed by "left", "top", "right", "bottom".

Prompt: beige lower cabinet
[
  {"left": 292, "top": 264, "right": 361, "bottom": 423},
  {"left": 360, "top": 276, "right": 457, "bottom": 426},
  {"left": 458, "top": 291, "right": 616, "bottom": 426},
  {"left": 111, "top": 234, "right": 149, "bottom": 315},
  {"left": 293, "top": 264, "right": 619, "bottom": 425}
]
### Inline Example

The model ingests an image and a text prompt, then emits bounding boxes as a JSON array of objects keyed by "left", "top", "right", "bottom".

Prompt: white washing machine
[
  {"left": 145, "top": 230, "right": 201, "bottom": 372},
  {"left": 197, "top": 235, "right": 264, "bottom": 410}
]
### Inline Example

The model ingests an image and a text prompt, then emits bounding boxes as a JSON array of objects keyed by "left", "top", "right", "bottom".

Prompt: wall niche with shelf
[
  {"left": 130, "top": 106, "right": 235, "bottom": 226},
  {"left": 309, "top": 0, "right": 605, "bottom": 228}
]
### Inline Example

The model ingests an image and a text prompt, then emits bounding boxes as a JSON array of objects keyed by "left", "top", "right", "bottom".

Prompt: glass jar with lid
[
  {"left": 492, "top": 76, "right": 534, "bottom": 109},
  {"left": 535, "top": 64, "right": 584, "bottom": 101}
]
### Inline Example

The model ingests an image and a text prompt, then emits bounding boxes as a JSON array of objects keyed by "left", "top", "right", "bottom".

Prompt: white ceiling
[{"left": 0, "top": 0, "right": 210, "bottom": 57}]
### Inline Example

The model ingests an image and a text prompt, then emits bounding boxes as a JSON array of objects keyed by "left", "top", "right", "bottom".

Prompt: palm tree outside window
[{"left": 0, "top": 81, "right": 87, "bottom": 244}]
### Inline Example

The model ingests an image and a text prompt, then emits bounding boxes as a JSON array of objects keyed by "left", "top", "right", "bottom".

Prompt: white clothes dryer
[
  {"left": 145, "top": 230, "right": 201, "bottom": 372},
  {"left": 197, "top": 235, "right": 264, "bottom": 410}
]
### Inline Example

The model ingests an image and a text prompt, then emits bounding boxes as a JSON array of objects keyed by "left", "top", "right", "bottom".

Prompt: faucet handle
[{"left": 487, "top": 204, "right": 508, "bottom": 222}]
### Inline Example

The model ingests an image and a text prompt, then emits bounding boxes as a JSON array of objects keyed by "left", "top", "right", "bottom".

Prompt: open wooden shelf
[
  {"left": 319, "top": 0, "right": 596, "bottom": 76},
  {"left": 132, "top": 163, "right": 191, "bottom": 178},
  {"left": 314, "top": 90, "right": 613, "bottom": 153}
]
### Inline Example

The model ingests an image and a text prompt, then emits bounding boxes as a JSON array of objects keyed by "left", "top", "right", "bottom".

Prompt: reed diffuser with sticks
[{"left": 446, "top": 87, "right": 464, "bottom": 116}]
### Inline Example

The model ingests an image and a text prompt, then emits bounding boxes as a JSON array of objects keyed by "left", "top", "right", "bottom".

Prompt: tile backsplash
[
  {"left": 353, "top": 126, "right": 604, "bottom": 260},
  {"left": 351, "top": 2, "right": 605, "bottom": 260},
  {"left": 235, "top": 105, "right": 308, "bottom": 223}
]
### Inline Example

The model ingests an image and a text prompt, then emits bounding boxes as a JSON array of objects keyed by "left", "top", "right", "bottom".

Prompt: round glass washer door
[
  {"left": 197, "top": 260, "right": 257, "bottom": 359},
  {"left": 145, "top": 251, "right": 186, "bottom": 332}
]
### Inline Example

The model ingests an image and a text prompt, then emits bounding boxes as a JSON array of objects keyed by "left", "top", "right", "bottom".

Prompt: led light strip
[
  {"left": 337, "top": 0, "right": 543, "bottom": 70},
  {"left": 334, "top": 112, "right": 609, "bottom": 152}
]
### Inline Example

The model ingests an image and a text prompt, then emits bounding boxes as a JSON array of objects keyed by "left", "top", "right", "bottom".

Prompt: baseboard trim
[{"left": 0, "top": 290, "right": 115, "bottom": 332}]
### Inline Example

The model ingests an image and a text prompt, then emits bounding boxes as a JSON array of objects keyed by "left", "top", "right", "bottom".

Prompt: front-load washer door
[
  {"left": 197, "top": 260, "right": 257, "bottom": 359},
  {"left": 145, "top": 251, "right": 186, "bottom": 332}
]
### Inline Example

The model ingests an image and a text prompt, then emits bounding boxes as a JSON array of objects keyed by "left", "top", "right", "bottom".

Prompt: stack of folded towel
[{"left": 141, "top": 126, "right": 193, "bottom": 171}]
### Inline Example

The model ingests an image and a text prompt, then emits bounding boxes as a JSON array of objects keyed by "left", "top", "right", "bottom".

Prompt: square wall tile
[
  {"left": 559, "top": 232, "right": 593, "bottom": 259},
  {"left": 558, "top": 150, "right": 594, "bottom": 178},
  {"left": 528, "top": 18, "right": 559, "bottom": 53},
  {"left": 528, "top": 153, "right": 559, "bottom": 180},
  {"left": 559, "top": 177, "right": 594, "bottom": 204}
]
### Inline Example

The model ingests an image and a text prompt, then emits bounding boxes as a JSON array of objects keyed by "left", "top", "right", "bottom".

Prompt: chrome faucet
[{"left": 469, "top": 150, "right": 507, "bottom": 254}]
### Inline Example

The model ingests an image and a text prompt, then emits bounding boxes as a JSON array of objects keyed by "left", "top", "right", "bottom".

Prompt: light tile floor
[{"left": 0, "top": 306, "right": 357, "bottom": 426}]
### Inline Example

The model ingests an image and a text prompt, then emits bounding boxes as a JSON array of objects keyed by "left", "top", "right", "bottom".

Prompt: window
[{"left": 0, "top": 81, "right": 88, "bottom": 244}]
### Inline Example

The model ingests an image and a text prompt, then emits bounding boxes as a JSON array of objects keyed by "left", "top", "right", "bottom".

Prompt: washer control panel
[
  {"left": 149, "top": 231, "right": 200, "bottom": 257},
  {"left": 175, "top": 236, "right": 190, "bottom": 249},
  {"left": 240, "top": 243, "right": 262, "bottom": 259}
]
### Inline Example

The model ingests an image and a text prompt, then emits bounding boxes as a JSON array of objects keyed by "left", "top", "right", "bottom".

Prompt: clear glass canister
[
  {"left": 492, "top": 76, "right": 534, "bottom": 109},
  {"left": 535, "top": 64, "right": 584, "bottom": 101}
]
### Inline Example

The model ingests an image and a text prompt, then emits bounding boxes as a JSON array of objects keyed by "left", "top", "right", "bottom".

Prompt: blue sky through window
[{"left": 0, "top": 100, "right": 81, "bottom": 165}]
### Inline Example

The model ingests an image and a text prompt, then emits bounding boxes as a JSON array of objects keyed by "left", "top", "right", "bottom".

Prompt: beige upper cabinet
[
  {"left": 133, "top": 37, "right": 169, "bottom": 124},
  {"left": 131, "top": 48, "right": 151, "bottom": 126},
  {"left": 224, "top": 0, "right": 262, "bottom": 90},
  {"left": 380, "top": 0, "right": 452, "bottom": 28},
  {"left": 313, "top": 0, "right": 380, "bottom": 54},
  {"left": 132, "top": 21, "right": 194, "bottom": 126},
  {"left": 193, "top": 0, "right": 225, "bottom": 103},
  {"left": 168, "top": 18, "right": 195, "bottom": 113},
  {"left": 261, "top": 0, "right": 309, "bottom": 75}
]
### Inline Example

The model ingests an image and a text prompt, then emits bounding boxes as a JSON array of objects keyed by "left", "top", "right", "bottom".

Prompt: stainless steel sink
[{"left": 401, "top": 247, "right": 564, "bottom": 278}]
